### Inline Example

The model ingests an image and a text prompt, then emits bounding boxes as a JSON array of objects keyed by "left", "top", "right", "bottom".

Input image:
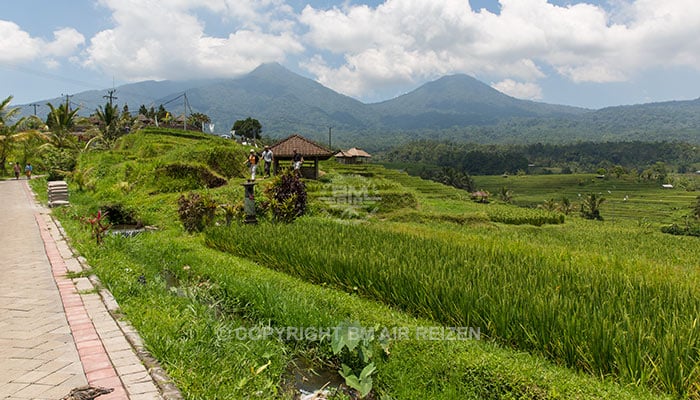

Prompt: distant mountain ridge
[{"left": 16, "top": 63, "right": 700, "bottom": 148}]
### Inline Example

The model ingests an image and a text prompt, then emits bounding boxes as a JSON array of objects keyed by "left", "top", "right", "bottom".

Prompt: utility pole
[
  {"left": 183, "top": 93, "right": 188, "bottom": 130},
  {"left": 103, "top": 89, "right": 118, "bottom": 106},
  {"left": 30, "top": 104, "right": 39, "bottom": 116},
  {"left": 328, "top": 126, "right": 332, "bottom": 148},
  {"left": 62, "top": 94, "right": 73, "bottom": 112}
]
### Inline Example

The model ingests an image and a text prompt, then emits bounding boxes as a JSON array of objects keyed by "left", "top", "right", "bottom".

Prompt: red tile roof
[{"left": 270, "top": 134, "right": 335, "bottom": 159}]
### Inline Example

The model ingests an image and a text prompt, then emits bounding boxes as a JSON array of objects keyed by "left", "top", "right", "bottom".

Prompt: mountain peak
[{"left": 249, "top": 62, "right": 292, "bottom": 77}]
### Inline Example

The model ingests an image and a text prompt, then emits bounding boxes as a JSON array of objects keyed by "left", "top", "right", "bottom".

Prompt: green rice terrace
[{"left": 31, "top": 128, "right": 700, "bottom": 399}]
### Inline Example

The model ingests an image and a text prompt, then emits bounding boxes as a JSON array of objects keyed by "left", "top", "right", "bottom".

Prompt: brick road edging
[{"left": 46, "top": 212, "right": 184, "bottom": 400}]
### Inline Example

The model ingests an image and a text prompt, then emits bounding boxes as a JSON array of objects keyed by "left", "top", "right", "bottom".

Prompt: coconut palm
[
  {"left": 46, "top": 102, "right": 79, "bottom": 149},
  {"left": 0, "top": 95, "right": 25, "bottom": 174},
  {"left": 580, "top": 193, "right": 605, "bottom": 220}
]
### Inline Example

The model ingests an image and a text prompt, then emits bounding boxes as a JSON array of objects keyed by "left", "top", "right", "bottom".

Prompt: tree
[
  {"left": 188, "top": 112, "right": 211, "bottom": 131},
  {"left": 156, "top": 105, "right": 168, "bottom": 122},
  {"left": 498, "top": 186, "right": 513, "bottom": 203},
  {"left": 120, "top": 104, "right": 133, "bottom": 128},
  {"left": 0, "top": 95, "right": 24, "bottom": 174},
  {"left": 557, "top": 197, "right": 576, "bottom": 215},
  {"left": 46, "top": 102, "right": 79, "bottom": 149},
  {"left": 95, "top": 102, "right": 121, "bottom": 142},
  {"left": 580, "top": 193, "right": 605, "bottom": 220},
  {"left": 232, "top": 117, "right": 262, "bottom": 140}
]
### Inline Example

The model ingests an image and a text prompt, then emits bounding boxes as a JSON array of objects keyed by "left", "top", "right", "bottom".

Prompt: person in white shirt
[{"left": 261, "top": 145, "right": 273, "bottom": 178}]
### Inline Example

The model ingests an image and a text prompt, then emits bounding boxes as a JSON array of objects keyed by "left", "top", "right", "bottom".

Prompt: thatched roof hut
[{"left": 335, "top": 147, "right": 372, "bottom": 164}]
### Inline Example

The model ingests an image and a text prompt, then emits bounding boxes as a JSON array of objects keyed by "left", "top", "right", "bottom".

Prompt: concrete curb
[
  {"left": 29, "top": 178, "right": 183, "bottom": 400},
  {"left": 49, "top": 215, "right": 184, "bottom": 400}
]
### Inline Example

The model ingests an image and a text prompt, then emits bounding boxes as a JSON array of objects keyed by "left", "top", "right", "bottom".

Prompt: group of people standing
[
  {"left": 245, "top": 146, "right": 303, "bottom": 181},
  {"left": 12, "top": 162, "right": 32, "bottom": 180}
]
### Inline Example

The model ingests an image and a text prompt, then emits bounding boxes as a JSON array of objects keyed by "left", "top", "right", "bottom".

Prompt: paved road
[{"left": 0, "top": 179, "right": 172, "bottom": 400}]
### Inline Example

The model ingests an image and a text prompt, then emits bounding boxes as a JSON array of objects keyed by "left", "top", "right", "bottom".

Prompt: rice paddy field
[
  {"left": 473, "top": 173, "right": 700, "bottom": 224},
  {"left": 39, "top": 129, "right": 700, "bottom": 399}
]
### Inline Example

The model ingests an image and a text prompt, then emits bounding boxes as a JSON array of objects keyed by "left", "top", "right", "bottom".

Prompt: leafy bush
[
  {"left": 177, "top": 192, "right": 217, "bottom": 232},
  {"left": 40, "top": 146, "right": 77, "bottom": 180},
  {"left": 661, "top": 223, "right": 700, "bottom": 237},
  {"left": 264, "top": 169, "right": 306, "bottom": 223}
]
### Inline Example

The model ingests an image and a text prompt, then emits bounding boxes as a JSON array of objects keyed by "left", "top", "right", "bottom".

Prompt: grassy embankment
[{"left": 37, "top": 127, "right": 697, "bottom": 399}]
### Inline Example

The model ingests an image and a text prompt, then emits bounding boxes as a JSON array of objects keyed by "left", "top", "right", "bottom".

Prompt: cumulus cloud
[
  {"left": 0, "top": 21, "right": 41, "bottom": 63},
  {"left": 6, "top": 0, "right": 700, "bottom": 103},
  {"left": 85, "top": 0, "right": 304, "bottom": 81},
  {"left": 44, "top": 28, "right": 85, "bottom": 57},
  {"left": 297, "top": 0, "right": 700, "bottom": 100},
  {"left": 0, "top": 21, "right": 83, "bottom": 64},
  {"left": 492, "top": 79, "right": 543, "bottom": 100}
]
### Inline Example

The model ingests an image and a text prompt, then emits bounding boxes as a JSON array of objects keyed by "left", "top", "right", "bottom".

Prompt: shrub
[
  {"left": 40, "top": 146, "right": 77, "bottom": 180},
  {"left": 264, "top": 169, "right": 306, "bottom": 223},
  {"left": 661, "top": 223, "right": 700, "bottom": 237},
  {"left": 177, "top": 192, "right": 217, "bottom": 232}
]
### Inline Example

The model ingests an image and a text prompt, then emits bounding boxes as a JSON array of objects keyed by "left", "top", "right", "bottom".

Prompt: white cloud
[
  {"left": 85, "top": 0, "right": 303, "bottom": 81},
  {"left": 0, "top": 21, "right": 41, "bottom": 63},
  {"left": 297, "top": 0, "right": 700, "bottom": 99},
  {"left": 0, "top": 21, "right": 83, "bottom": 64},
  {"left": 6, "top": 0, "right": 700, "bottom": 104},
  {"left": 44, "top": 28, "right": 85, "bottom": 57},
  {"left": 492, "top": 79, "right": 543, "bottom": 100}
]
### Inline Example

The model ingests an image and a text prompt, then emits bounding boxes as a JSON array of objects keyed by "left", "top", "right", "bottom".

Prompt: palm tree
[
  {"left": 46, "top": 102, "right": 79, "bottom": 149},
  {"left": 498, "top": 186, "right": 513, "bottom": 203},
  {"left": 0, "top": 96, "right": 25, "bottom": 174},
  {"left": 557, "top": 196, "right": 576, "bottom": 215},
  {"left": 580, "top": 193, "right": 605, "bottom": 220},
  {"left": 94, "top": 102, "right": 121, "bottom": 142}
]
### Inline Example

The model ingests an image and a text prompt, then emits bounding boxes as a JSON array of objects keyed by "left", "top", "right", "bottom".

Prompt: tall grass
[{"left": 206, "top": 218, "right": 700, "bottom": 397}]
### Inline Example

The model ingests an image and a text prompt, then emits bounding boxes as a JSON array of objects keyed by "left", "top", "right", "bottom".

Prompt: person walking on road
[
  {"left": 24, "top": 163, "right": 33, "bottom": 180},
  {"left": 13, "top": 162, "right": 21, "bottom": 180}
]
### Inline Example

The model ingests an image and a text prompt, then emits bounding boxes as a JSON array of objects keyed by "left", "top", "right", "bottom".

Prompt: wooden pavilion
[
  {"left": 335, "top": 147, "right": 372, "bottom": 164},
  {"left": 269, "top": 134, "right": 335, "bottom": 179}
]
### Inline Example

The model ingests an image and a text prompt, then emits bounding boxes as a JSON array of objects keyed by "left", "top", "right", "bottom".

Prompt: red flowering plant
[{"left": 82, "top": 210, "right": 111, "bottom": 244}]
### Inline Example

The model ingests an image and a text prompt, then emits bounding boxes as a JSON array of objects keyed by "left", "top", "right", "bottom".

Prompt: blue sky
[{"left": 2, "top": 0, "right": 700, "bottom": 109}]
